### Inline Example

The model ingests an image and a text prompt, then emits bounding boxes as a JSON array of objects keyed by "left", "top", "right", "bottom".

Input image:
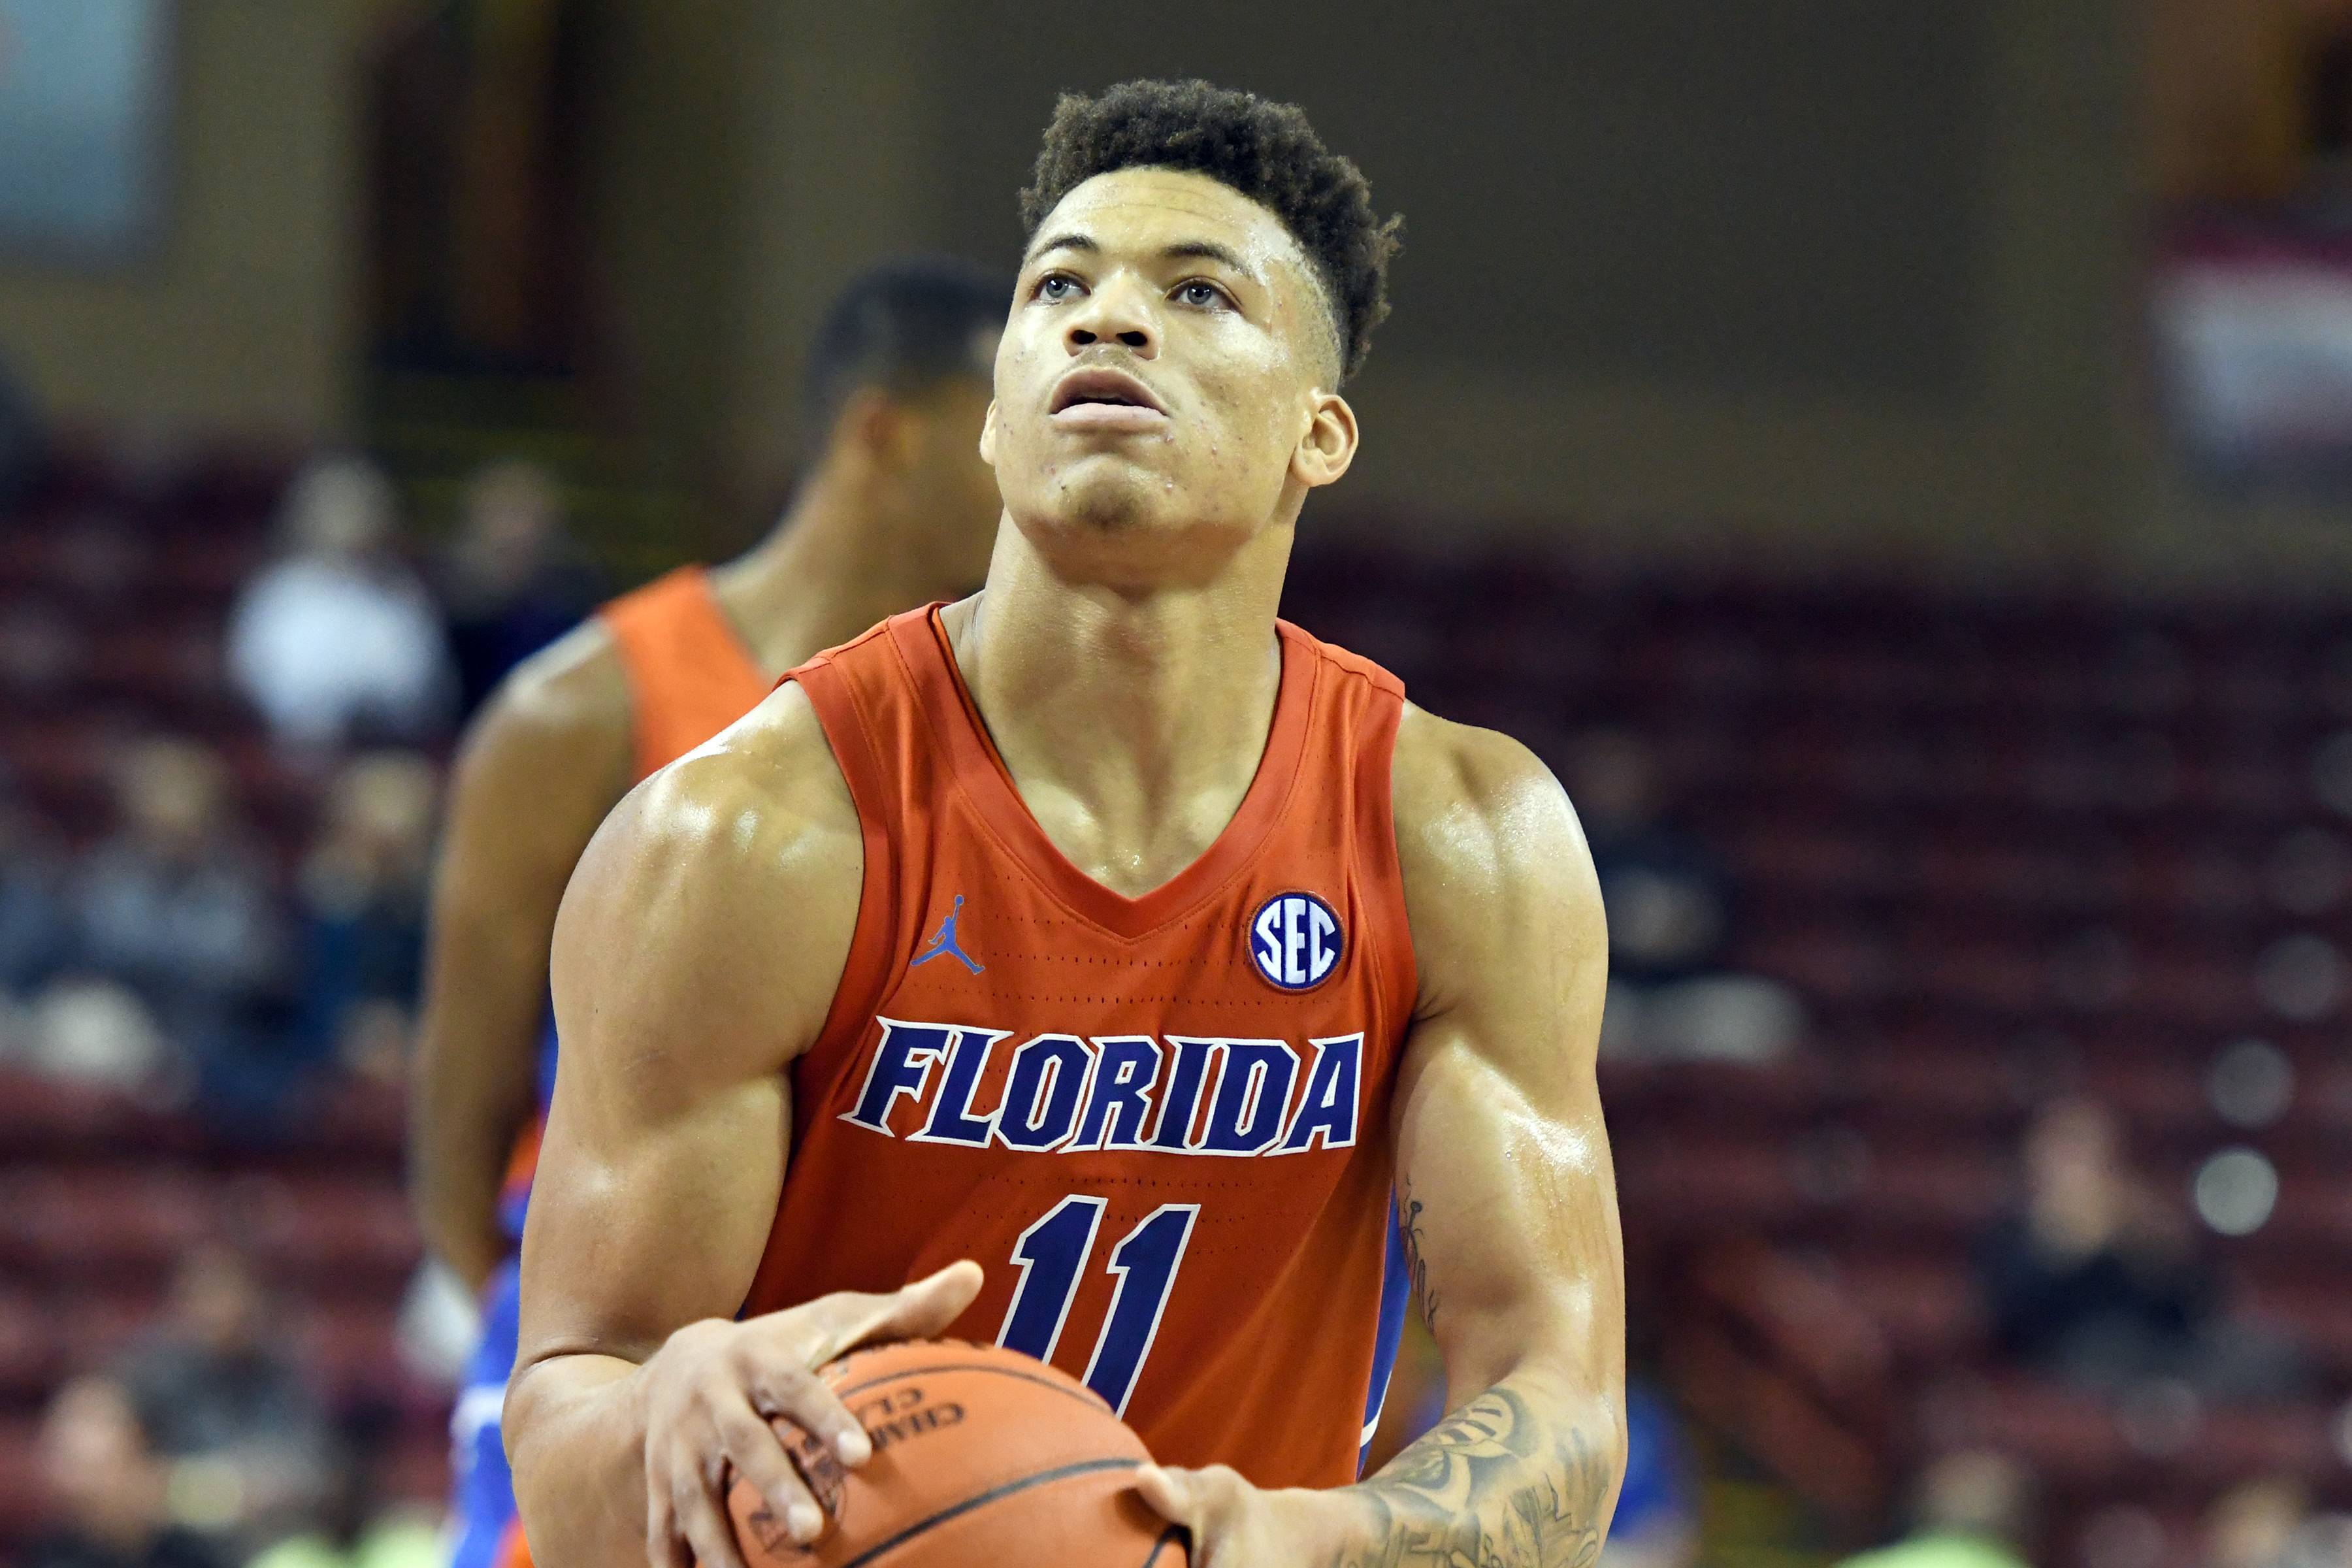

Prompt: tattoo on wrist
[
  {"left": 1400, "top": 1179, "right": 1441, "bottom": 1331},
  {"left": 1338, "top": 1386, "right": 1612, "bottom": 1568}
]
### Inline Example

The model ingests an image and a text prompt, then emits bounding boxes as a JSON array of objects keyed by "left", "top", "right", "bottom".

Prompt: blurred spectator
[
  {"left": 2278, "top": 1517, "right": 2352, "bottom": 1568},
  {"left": 1975, "top": 1100, "right": 2306, "bottom": 1399},
  {"left": 0, "top": 601, "right": 85, "bottom": 709},
  {"left": 115, "top": 1245, "right": 330, "bottom": 1560},
  {"left": 21, "top": 1375, "right": 221, "bottom": 1568},
  {"left": 1837, "top": 1450, "right": 2036, "bottom": 1568},
  {"left": 439, "top": 460, "right": 600, "bottom": 717},
  {"left": 1564, "top": 728, "right": 1803, "bottom": 1062},
  {"left": 295, "top": 753, "right": 437, "bottom": 1079},
  {"left": 0, "top": 781, "right": 69, "bottom": 996},
  {"left": 19, "top": 980, "right": 168, "bottom": 1094},
  {"left": 68, "top": 738, "right": 287, "bottom": 1109},
  {"left": 227, "top": 457, "right": 454, "bottom": 751},
  {"left": 2205, "top": 1476, "right": 2311, "bottom": 1568},
  {"left": 2204, "top": 1475, "right": 2352, "bottom": 1568},
  {"left": 244, "top": 1407, "right": 439, "bottom": 1568}
]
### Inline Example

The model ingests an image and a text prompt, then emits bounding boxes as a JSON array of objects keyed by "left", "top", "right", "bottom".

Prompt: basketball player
[
  {"left": 409, "top": 257, "right": 1009, "bottom": 1568},
  {"left": 507, "top": 80, "right": 1625, "bottom": 1567}
]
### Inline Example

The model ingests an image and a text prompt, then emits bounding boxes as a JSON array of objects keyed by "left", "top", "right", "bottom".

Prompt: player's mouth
[{"left": 1048, "top": 367, "right": 1170, "bottom": 431}]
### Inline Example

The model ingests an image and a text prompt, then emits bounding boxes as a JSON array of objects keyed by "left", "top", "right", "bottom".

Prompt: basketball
[{"left": 718, "top": 1339, "right": 1189, "bottom": 1567}]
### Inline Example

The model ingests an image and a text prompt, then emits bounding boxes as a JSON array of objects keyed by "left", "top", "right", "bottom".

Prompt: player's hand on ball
[
  {"left": 636, "top": 1260, "right": 983, "bottom": 1568},
  {"left": 1135, "top": 1462, "right": 1352, "bottom": 1567}
]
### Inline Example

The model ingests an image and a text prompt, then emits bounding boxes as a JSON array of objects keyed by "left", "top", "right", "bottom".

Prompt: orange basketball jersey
[
  {"left": 600, "top": 564, "right": 774, "bottom": 783},
  {"left": 745, "top": 606, "right": 1418, "bottom": 1489}
]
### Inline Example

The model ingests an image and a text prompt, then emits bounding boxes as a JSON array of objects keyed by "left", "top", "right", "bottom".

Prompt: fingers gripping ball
[{"left": 717, "top": 1339, "right": 1188, "bottom": 1567}]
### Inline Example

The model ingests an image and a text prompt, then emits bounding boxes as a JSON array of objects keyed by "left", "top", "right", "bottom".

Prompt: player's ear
[
  {"left": 837, "top": 387, "right": 913, "bottom": 469},
  {"left": 1290, "top": 391, "right": 1357, "bottom": 490},
  {"left": 979, "top": 399, "right": 1001, "bottom": 467}
]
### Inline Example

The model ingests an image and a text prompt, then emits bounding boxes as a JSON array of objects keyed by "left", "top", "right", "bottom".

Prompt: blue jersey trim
[
  {"left": 536, "top": 1008, "right": 559, "bottom": 1113},
  {"left": 1358, "top": 1201, "right": 1413, "bottom": 1473},
  {"left": 449, "top": 1260, "right": 523, "bottom": 1568}
]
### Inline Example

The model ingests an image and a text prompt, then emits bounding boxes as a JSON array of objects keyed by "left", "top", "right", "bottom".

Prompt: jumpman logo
[{"left": 910, "top": 895, "right": 985, "bottom": 975}]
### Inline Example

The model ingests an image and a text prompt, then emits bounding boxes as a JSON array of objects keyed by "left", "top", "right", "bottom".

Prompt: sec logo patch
[{"left": 1249, "top": 891, "right": 1343, "bottom": 991}]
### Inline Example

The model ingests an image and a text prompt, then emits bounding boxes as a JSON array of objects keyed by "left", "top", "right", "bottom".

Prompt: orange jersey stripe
[{"left": 491, "top": 1517, "right": 532, "bottom": 1568}]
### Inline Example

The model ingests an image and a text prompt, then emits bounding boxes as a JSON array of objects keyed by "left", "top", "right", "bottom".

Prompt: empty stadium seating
[{"left": 1286, "top": 547, "right": 2352, "bottom": 1565}]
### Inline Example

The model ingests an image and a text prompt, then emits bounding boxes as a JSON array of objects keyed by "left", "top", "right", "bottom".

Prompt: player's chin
[{"left": 1027, "top": 466, "right": 1173, "bottom": 535}]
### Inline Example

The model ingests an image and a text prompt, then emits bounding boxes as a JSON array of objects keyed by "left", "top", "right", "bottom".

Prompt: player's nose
[{"left": 1064, "top": 276, "right": 1158, "bottom": 359}]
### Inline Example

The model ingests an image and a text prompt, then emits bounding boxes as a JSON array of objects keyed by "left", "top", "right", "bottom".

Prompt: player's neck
[
  {"left": 717, "top": 474, "right": 955, "bottom": 676},
  {"left": 944, "top": 526, "right": 1290, "bottom": 881}
]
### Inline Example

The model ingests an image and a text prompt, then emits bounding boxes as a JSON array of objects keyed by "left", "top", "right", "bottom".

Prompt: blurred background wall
[
  {"left": 4, "top": 0, "right": 2345, "bottom": 589},
  {"left": 0, "top": 2, "right": 370, "bottom": 439}
]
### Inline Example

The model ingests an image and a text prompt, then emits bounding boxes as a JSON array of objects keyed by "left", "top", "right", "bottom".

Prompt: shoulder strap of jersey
[
  {"left": 1279, "top": 619, "right": 1417, "bottom": 1024},
  {"left": 598, "top": 565, "right": 764, "bottom": 782},
  {"left": 1280, "top": 617, "right": 1407, "bottom": 703},
  {"left": 780, "top": 615, "right": 923, "bottom": 1062}
]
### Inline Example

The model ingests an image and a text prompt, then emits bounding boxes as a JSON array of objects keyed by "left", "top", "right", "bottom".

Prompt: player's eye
[
  {"left": 1174, "top": 280, "right": 1232, "bottom": 310},
  {"left": 1034, "top": 272, "right": 1085, "bottom": 303}
]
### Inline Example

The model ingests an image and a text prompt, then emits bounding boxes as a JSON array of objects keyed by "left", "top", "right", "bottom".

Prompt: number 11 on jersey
[{"left": 998, "top": 1196, "right": 1199, "bottom": 1416}]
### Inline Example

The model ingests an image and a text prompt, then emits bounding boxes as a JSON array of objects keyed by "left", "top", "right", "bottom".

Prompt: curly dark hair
[{"left": 1019, "top": 79, "right": 1402, "bottom": 383}]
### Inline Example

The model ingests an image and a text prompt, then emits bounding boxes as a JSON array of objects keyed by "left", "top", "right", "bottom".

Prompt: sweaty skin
[
  {"left": 1137, "top": 706, "right": 1625, "bottom": 1567},
  {"left": 505, "top": 166, "right": 1624, "bottom": 1568},
  {"left": 410, "top": 380, "right": 999, "bottom": 1296}
]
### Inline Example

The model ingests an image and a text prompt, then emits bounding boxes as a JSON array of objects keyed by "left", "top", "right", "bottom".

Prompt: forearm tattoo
[
  {"left": 1354, "top": 1187, "right": 1616, "bottom": 1567},
  {"left": 1337, "top": 1386, "right": 1614, "bottom": 1568}
]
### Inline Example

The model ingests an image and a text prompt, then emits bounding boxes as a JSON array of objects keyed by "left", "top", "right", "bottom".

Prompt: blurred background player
[{"left": 406, "top": 255, "right": 1007, "bottom": 1568}]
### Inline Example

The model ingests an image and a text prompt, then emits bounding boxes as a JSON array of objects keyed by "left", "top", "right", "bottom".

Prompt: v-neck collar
[{"left": 890, "top": 606, "right": 1315, "bottom": 941}]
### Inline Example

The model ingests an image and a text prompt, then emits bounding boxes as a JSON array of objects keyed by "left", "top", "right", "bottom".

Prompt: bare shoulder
[
  {"left": 468, "top": 618, "right": 632, "bottom": 769},
  {"left": 551, "top": 681, "right": 863, "bottom": 1092},
  {"left": 1391, "top": 702, "right": 1590, "bottom": 897},
  {"left": 444, "top": 619, "right": 635, "bottom": 847},
  {"left": 1390, "top": 703, "right": 1606, "bottom": 1017},
  {"left": 563, "top": 679, "right": 860, "bottom": 958},
  {"left": 649, "top": 677, "right": 862, "bottom": 872}
]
